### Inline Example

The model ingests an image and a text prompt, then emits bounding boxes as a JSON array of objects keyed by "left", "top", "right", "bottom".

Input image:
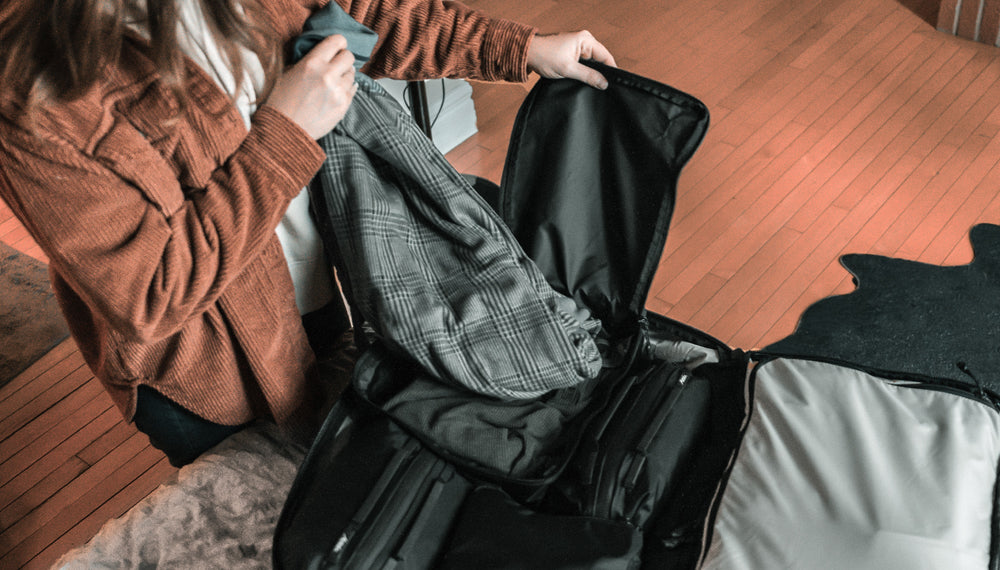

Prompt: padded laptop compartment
[{"left": 699, "top": 358, "right": 1000, "bottom": 570}]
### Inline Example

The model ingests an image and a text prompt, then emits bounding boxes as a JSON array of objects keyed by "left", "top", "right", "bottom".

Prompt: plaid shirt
[{"left": 310, "top": 76, "right": 602, "bottom": 399}]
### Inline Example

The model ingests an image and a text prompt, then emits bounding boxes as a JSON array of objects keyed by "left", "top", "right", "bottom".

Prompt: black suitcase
[
  {"left": 273, "top": 61, "right": 734, "bottom": 569},
  {"left": 274, "top": 60, "right": 1000, "bottom": 570}
]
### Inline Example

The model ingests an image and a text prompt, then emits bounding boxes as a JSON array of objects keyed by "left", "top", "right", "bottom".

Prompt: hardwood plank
[
  {"left": 814, "top": 41, "right": 963, "bottom": 213},
  {"left": 0, "top": 348, "right": 87, "bottom": 424},
  {"left": 742, "top": 0, "right": 818, "bottom": 39},
  {"left": 76, "top": 420, "right": 140, "bottom": 467},
  {"left": 655, "top": 22, "right": 933, "bottom": 307},
  {"left": 706, "top": 28, "right": 947, "bottom": 279},
  {"left": 0, "top": 362, "right": 97, "bottom": 445},
  {"left": 788, "top": 46, "right": 984, "bottom": 230},
  {"left": 722, "top": 0, "right": 897, "bottom": 129},
  {"left": 691, "top": 227, "right": 802, "bottom": 333},
  {"left": 789, "top": 0, "right": 876, "bottom": 69},
  {"left": 678, "top": 5, "right": 918, "bottom": 230},
  {"left": 839, "top": 143, "right": 960, "bottom": 259},
  {"left": 0, "top": 432, "right": 150, "bottom": 559},
  {"left": 0, "top": 216, "right": 20, "bottom": 242},
  {"left": 3, "top": 446, "right": 166, "bottom": 569},
  {"left": 727, "top": 205, "right": 852, "bottom": 348},
  {"left": 762, "top": 0, "right": 846, "bottom": 54},
  {"left": 902, "top": 49, "right": 998, "bottom": 159},
  {"left": 645, "top": 295, "right": 674, "bottom": 317},
  {"left": 657, "top": 272, "right": 727, "bottom": 325},
  {"left": 0, "top": 339, "right": 78, "bottom": 405},
  {"left": 655, "top": 121, "right": 813, "bottom": 306},
  {"left": 24, "top": 457, "right": 176, "bottom": 570},
  {"left": 0, "top": 457, "right": 89, "bottom": 533},
  {"left": 0, "top": 370, "right": 103, "bottom": 462},
  {"left": 821, "top": 6, "right": 914, "bottom": 80},
  {"left": 754, "top": 144, "right": 957, "bottom": 345},
  {"left": 0, "top": 224, "right": 29, "bottom": 248},
  {"left": 879, "top": 125, "right": 1000, "bottom": 258},
  {"left": 0, "top": 403, "right": 118, "bottom": 509},
  {"left": 19, "top": 243, "right": 48, "bottom": 264},
  {"left": 915, "top": 162, "right": 1000, "bottom": 265}
]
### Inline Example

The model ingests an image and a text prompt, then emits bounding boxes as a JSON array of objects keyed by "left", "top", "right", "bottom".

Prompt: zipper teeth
[
  {"left": 328, "top": 440, "right": 424, "bottom": 567},
  {"left": 345, "top": 452, "right": 441, "bottom": 570},
  {"left": 619, "top": 369, "right": 687, "bottom": 522},
  {"left": 391, "top": 467, "right": 455, "bottom": 560},
  {"left": 634, "top": 370, "right": 687, "bottom": 453},
  {"left": 752, "top": 351, "right": 1000, "bottom": 410},
  {"left": 589, "top": 375, "right": 645, "bottom": 515},
  {"left": 886, "top": 379, "right": 999, "bottom": 409}
]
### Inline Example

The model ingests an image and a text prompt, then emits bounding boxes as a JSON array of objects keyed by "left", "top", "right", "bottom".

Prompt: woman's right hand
[{"left": 264, "top": 34, "right": 358, "bottom": 139}]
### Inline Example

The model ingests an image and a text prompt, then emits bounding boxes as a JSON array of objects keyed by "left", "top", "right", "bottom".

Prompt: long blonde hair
[{"left": 0, "top": 0, "right": 280, "bottom": 120}]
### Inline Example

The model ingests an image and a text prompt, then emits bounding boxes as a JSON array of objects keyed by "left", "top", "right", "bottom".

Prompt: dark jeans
[
  {"left": 133, "top": 300, "right": 352, "bottom": 467},
  {"left": 133, "top": 384, "right": 248, "bottom": 467}
]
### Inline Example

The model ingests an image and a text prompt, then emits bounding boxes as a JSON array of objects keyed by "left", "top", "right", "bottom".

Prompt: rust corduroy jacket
[{"left": 0, "top": 0, "right": 535, "bottom": 427}]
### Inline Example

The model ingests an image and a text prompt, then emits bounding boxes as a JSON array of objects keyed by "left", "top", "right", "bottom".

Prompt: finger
[
  {"left": 576, "top": 33, "right": 617, "bottom": 69},
  {"left": 329, "top": 48, "right": 356, "bottom": 74},
  {"left": 587, "top": 39, "right": 617, "bottom": 68},
  {"left": 566, "top": 62, "right": 609, "bottom": 90},
  {"left": 307, "top": 34, "right": 349, "bottom": 62},
  {"left": 342, "top": 82, "right": 359, "bottom": 110}
]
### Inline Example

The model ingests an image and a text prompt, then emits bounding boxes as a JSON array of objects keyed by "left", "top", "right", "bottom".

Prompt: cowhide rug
[{"left": 766, "top": 223, "right": 1000, "bottom": 395}]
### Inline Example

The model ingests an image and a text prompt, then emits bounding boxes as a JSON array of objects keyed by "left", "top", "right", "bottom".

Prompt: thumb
[{"left": 565, "top": 62, "right": 609, "bottom": 90}]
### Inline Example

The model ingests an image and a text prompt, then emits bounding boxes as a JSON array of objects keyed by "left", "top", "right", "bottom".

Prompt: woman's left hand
[{"left": 526, "top": 31, "right": 617, "bottom": 90}]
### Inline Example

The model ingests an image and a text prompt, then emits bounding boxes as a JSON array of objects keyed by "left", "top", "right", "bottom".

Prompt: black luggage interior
[{"left": 274, "top": 61, "right": 1000, "bottom": 570}]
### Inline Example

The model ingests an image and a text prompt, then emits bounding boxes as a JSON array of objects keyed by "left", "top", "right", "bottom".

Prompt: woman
[{"left": 0, "top": 0, "right": 616, "bottom": 466}]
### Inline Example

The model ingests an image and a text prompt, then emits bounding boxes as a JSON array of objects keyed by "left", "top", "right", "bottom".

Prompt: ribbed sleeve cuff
[
  {"left": 481, "top": 20, "right": 536, "bottom": 83},
  {"left": 244, "top": 105, "right": 327, "bottom": 198}
]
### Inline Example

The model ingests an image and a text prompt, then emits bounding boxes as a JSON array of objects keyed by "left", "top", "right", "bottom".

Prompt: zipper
[
  {"left": 623, "top": 369, "right": 689, "bottom": 491},
  {"left": 324, "top": 438, "right": 424, "bottom": 568},
  {"left": 749, "top": 350, "right": 1000, "bottom": 411},
  {"left": 615, "top": 368, "right": 689, "bottom": 525},
  {"left": 344, "top": 452, "right": 442, "bottom": 570},
  {"left": 579, "top": 374, "right": 638, "bottom": 486},
  {"left": 590, "top": 364, "right": 688, "bottom": 520},
  {"left": 384, "top": 465, "right": 463, "bottom": 568}
]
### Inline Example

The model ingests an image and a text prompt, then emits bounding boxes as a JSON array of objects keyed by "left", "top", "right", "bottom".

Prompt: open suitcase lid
[{"left": 499, "top": 61, "right": 710, "bottom": 336}]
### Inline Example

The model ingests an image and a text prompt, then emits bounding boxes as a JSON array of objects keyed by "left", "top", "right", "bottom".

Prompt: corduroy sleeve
[
  {"left": 0, "top": 107, "right": 325, "bottom": 344},
  {"left": 333, "top": 0, "right": 536, "bottom": 82}
]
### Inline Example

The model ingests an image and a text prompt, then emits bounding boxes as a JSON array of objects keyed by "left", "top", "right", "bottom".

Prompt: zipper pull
[
  {"left": 623, "top": 371, "right": 689, "bottom": 490},
  {"left": 325, "top": 522, "right": 357, "bottom": 566},
  {"left": 957, "top": 361, "right": 998, "bottom": 410}
]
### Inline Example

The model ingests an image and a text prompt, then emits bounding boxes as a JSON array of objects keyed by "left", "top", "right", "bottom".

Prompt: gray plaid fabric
[{"left": 311, "top": 76, "right": 602, "bottom": 399}]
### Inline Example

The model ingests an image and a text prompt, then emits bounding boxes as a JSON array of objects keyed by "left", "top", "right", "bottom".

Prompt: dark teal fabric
[{"left": 290, "top": 1, "right": 378, "bottom": 67}]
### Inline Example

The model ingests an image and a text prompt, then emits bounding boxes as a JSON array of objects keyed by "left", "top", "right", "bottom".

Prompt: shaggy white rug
[{"left": 55, "top": 423, "right": 306, "bottom": 569}]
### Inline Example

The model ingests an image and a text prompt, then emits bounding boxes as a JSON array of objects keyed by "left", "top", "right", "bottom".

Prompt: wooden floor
[{"left": 1, "top": 0, "right": 998, "bottom": 566}]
